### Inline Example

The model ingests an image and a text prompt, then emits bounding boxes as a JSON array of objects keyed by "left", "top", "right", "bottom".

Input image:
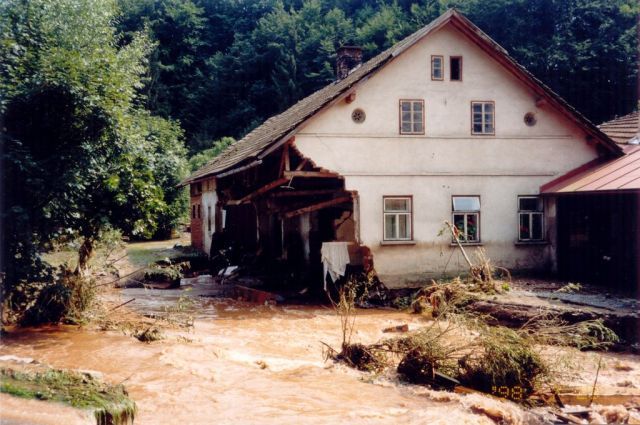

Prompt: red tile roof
[
  {"left": 541, "top": 146, "right": 640, "bottom": 194},
  {"left": 598, "top": 111, "right": 639, "bottom": 145}
]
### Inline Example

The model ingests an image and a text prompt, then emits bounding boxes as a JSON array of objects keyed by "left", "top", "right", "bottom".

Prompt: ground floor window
[
  {"left": 383, "top": 196, "right": 412, "bottom": 241},
  {"left": 452, "top": 196, "right": 480, "bottom": 242},
  {"left": 518, "top": 196, "right": 544, "bottom": 241}
]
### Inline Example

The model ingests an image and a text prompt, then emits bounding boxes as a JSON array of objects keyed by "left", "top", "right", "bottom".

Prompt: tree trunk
[{"left": 75, "top": 237, "right": 94, "bottom": 276}]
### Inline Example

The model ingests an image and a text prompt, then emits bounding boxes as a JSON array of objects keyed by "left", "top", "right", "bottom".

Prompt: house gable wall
[
  {"left": 294, "top": 23, "right": 601, "bottom": 286},
  {"left": 190, "top": 178, "right": 217, "bottom": 254}
]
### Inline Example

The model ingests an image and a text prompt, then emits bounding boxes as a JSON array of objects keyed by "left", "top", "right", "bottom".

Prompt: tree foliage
[
  {"left": 188, "top": 137, "right": 235, "bottom": 172},
  {"left": 0, "top": 0, "right": 188, "bottom": 290},
  {"left": 116, "top": 0, "right": 636, "bottom": 154}
]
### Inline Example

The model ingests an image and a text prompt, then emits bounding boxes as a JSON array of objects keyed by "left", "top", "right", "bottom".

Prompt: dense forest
[
  {"left": 0, "top": 0, "right": 637, "bottom": 319},
  {"left": 117, "top": 0, "right": 638, "bottom": 154}
]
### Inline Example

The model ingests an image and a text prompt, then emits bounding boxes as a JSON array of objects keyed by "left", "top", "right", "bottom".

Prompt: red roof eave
[{"left": 541, "top": 147, "right": 640, "bottom": 195}]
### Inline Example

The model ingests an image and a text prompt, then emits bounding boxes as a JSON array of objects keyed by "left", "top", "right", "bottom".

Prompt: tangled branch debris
[
  {"left": 411, "top": 278, "right": 479, "bottom": 317},
  {"left": 520, "top": 315, "right": 619, "bottom": 350},
  {"left": 457, "top": 324, "right": 547, "bottom": 398},
  {"left": 19, "top": 268, "right": 96, "bottom": 326}
]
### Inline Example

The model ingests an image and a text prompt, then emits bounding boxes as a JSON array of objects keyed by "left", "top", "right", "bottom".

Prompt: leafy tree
[
  {"left": 0, "top": 0, "right": 188, "bottom": 290},
  {"left": 188, "top": 137, "right": 235, "bottom": 172}
]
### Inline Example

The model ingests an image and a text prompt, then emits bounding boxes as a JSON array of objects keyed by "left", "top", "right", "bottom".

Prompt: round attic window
[
  {"left": 524, "top": 112, "right": 537, "bottom": 126},
  {"left": 351, "top": 108, "right": 366, "bottom": 124}
]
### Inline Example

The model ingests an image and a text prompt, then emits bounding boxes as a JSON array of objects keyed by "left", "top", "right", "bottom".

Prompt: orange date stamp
[{"left": 491, "top": 385, "right": 524, "bottom": 401}]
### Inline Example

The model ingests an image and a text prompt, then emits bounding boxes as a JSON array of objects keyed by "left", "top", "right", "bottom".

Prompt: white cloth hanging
[{"left": 321, "top": 242, "right": 351, "bottom": 290}]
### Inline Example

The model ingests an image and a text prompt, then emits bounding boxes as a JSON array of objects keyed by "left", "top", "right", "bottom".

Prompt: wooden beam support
[
  {"left": 227, "top": 177, "right": 289, "bottom": 205},
  {"left": 278, "top": 144, "right": 291, "bottom": 177},
  {"left": 345, "top": 92, "right": 356, "bottom": 104},
  {"left": 270, "top": 189, "right": 344, "bottom": 198},
  {"left": 284, "top": 170, "right": 340, "bottom": 179},
  {"left": 295, "top": 158, "right": 309, "bottom": 171},
  {"left": 282, "top": 195, "right": 352, "bottom": 219}
]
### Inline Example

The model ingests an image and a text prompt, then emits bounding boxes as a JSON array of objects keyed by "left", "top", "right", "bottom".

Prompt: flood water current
[{"left": 0, "top": 285, "right": 528, "bottom": 425}]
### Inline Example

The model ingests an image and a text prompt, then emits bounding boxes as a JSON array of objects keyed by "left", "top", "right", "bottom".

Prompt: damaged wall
[{"left": 293, "top": 24, "right": 602, "bottom": 287}]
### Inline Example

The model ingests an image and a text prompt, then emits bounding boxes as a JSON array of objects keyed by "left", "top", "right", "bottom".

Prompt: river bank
[{"left": 2, "top": 286, "right": 640, "bottom": 424}]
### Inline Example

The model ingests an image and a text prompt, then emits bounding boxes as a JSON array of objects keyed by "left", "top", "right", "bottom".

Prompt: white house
[{"left": 183, "top": 10, "right": 638, "bottom": 289}]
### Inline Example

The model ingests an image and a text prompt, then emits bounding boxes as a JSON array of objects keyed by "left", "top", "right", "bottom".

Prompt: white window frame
[
  {"left": 518, "top": 196, "right": 544, "bottom": 242},
  {"left": 399, "top": 100, "right": 425, "bottom": 135},
  {"left": 383, "top": 196, "right": 413, "bottom": 241},
  {"left": 471, "top": 101, "right": 495, "bottom": 135},
  {"left": 452, "top": 196, "right": 481, "bottom": 243}
]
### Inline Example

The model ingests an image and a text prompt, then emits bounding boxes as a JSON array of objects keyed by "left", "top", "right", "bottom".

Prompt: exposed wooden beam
[
  {"left": 282, "top": 196, "right": 351, "bottom": 219},
  {"left": 295, "top": 158, "right": 309, "bottom": 171},
  {"left": 284, "top": 170, "right": 340, "bottom": 179},
  {"left": 270, "top": 189, "right": 343, "bottom": 198},
  {"left": 227, "top": 177, "right": 289, "bottom": 205},
  {"left": 216, "top": 159, "right": 263, "bottom": 179},
  {"left": 259, "top": 136, "right": 296, "bottom": 160}
]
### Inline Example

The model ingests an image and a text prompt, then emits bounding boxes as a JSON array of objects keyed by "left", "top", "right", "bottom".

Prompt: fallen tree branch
[
  {"left": 444, "top": 220, "right": 473, "bottom": 268},
  {"left": 109, "top": 298, "right": 136, "bottom": 312}
]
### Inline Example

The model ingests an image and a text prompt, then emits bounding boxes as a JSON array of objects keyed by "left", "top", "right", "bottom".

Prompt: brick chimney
[{"left": 336, "top": 46, "right": 363, "bottom": 80}]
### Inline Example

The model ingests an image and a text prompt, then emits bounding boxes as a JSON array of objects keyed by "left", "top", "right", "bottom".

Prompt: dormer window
[
  {"left": 399, "top": 100, "right": 424, "bottom": 135},
  {"left": 431, "top": 55, "right": 443, "bottom": 80},
  {"left": 450, "top": 56, "right": 462, "bottom": 81}
]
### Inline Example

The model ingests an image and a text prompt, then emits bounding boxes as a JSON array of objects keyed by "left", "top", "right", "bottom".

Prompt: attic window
[
  {"left": 431, "top": 55, "right": 443, "bottom": 81},
  {"left": 399, "top": 100, "right": 424, "bottom": 135},
  {"left": 450, "top": 56, "right": 462, "bottom": 81}
]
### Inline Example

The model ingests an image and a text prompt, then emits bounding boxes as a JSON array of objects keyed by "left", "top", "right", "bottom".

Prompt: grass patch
[
  {"left": 0, "top": 367, "right": 136, "bottom": 425},
  {"left": 126, "top": 240, "right": 198, "bottom": 268}
]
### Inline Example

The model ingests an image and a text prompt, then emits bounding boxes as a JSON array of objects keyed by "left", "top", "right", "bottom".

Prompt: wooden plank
[
  {"left": 279, "top": 144, "right": 290, "bottom": 176},
  {"left": 227, "top": 177, "right": 289, "bottom": 205},
  {"left": 284, "top": 145, "right": 290, "bottom": 171},
  {"left": 284, "top": 170, "right": 340, "bottom": 179},
  {"left": 295, "top": 158, "right": 309, "bottom": 171},
  {"left": 283, "top": 196, "right": 351, "bottom": 219},
  {"left": 270, "top": 189, "right": 341, "bottom": 198}
]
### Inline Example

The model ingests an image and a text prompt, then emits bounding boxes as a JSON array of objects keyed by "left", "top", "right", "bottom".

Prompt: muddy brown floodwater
[{"left": 1, "top": 287, "right": 636, "bottom": 425}]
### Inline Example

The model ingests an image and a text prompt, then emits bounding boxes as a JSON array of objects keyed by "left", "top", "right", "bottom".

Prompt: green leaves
[{"left": 1, "top": 0, "right": 189, "bottom": 290}]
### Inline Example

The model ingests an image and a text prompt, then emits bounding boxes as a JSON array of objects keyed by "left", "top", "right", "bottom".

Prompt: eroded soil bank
[{"left": 1, "top": 286, "right": 640, "bottom": 424}]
